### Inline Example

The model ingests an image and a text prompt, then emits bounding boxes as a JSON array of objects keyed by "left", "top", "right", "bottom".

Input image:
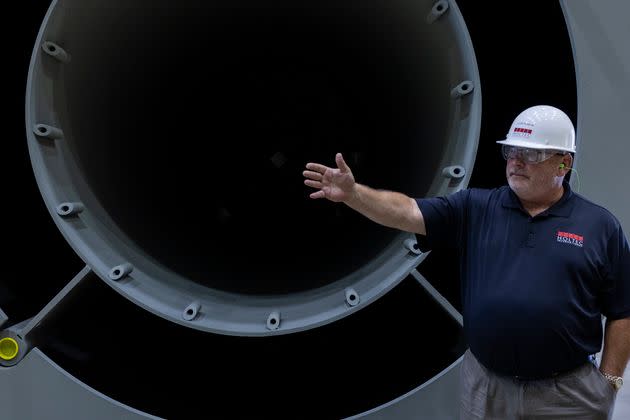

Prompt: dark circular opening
[
  {"left": 186, "top": 309, "right": 194, "bottom": 315},
  {"left": 61, "top": 205, "right": 70, "bottom": 212},
  {"left": 38, "top": 126, "right": 47, "bottom": 133},
  {"left": 461, "top": 84, "right": 470, "bottom": 91},
  {"left": 454, "top": 168, "right": 461, "bottom": 175},
  {"left": 62, "top": 0, "right": 461, "bottom": 295},
  {"left": 113, "top": 270, "right": 121, "bottom": 276},
  {"left": 48, "top": 45, "right": 56, "bottom": 52},
  {"left": 436, "top": 4, "right": 445, "bottom": 12},
  {"left": 349, "top": 294, "right": 357, "bottom": 301},
  {"left": 270, "top": 318, "right": 277, "bottom": 325}
]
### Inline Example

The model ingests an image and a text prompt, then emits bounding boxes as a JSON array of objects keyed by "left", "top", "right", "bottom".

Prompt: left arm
[{"left": 600, "top": 316, "right": 630, "bottom": 377}]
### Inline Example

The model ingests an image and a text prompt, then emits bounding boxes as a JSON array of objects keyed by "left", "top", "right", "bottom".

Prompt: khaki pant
[{"left": 460, "top": 349, "right": 617, "bottom": 419}]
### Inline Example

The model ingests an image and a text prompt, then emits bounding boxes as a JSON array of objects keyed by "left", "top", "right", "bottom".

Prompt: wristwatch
[{"left": 602, "top": 372, "right": 624, "bottom": 391}]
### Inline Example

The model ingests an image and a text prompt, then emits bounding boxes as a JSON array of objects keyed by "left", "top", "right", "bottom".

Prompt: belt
[{"left": 509, "top": 355, "right": 596, "bottom": 381}]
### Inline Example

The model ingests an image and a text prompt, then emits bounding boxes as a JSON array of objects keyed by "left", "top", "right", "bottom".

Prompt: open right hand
[{"left": 303, "top": 153, "right": 356, "bottom": 203}]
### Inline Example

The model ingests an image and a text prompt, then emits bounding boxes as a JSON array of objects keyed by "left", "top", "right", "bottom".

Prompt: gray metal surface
[
  {"left": 24, "top": 0, "right": 480, "bottom": 337},
  {"left": 23, "top": 0, "right": 480, "bottom": 338},
  {"left": 0, "top": 267, "right": 163, "bottom": 418},
  {"left": 18, "top": 265, "right": 92, "bottom": 339},
  {"left": 561, "top": 0, "right": 630, "bottom": 234},
  {"left": 346, "top": 357, "right": 463, "bottom": 420},
  {"left": 0, "top": 267, "right": 94, "bottom": 369},
  {"left": 2, "top": 0, "right": 628, "bottom": 419},
  {"left": 0, "top": 307, "right": 7, "bottom": 329},
  {"left": 346, "top": 268, "right": 464, "bottom": 419},
  {"left": 561, "top": 2, "right": 630, "bottom": 418},
  {"left": 411, "top": 268, "right": 463, "bottom": 327},
  {"left": 0, "top": 348, "right": 161, "bottom": 420}
]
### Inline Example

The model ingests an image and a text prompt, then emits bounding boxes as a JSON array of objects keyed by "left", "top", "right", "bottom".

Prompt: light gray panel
[
  {"left": 347, "top": 358, "right": 461, "bottom": 420},
  {"left": 0, "top": 348, "right": 161, "bottom": 420},
  {"left": 0, "top": 307, "right": 7, "bottom": 329},
  {"left": 560, "top": 4, "right": 630, "bottom": 419},
  {"left": 561, "top": 0, "right": 630, "bottom": 233}
]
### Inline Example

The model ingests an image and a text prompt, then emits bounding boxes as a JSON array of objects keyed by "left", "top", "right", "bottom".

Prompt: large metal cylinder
[
  {"left": 2, "top": 0, "right": 592, "bottom": 419},
  {"left": 26, "top": 0, "right": 480, "bottom": 336}
]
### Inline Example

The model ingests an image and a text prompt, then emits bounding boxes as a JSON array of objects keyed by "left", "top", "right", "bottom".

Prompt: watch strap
[{"left": 602, "top": 372, "right": 623, "bottom": 390}]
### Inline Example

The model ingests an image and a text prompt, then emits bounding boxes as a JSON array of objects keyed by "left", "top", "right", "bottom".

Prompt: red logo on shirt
[{"left": 557, "top": 231, "right": 584, "bottom": 247}]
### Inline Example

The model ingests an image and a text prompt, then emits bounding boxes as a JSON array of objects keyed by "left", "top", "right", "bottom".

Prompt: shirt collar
[{"left": 502, "top": 181, "right": 574, "bottom": 218}]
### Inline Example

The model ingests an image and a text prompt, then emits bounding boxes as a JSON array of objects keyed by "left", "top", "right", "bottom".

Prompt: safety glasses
[{"left": 501, "top": 145, "right": 565, "bottom": 164}]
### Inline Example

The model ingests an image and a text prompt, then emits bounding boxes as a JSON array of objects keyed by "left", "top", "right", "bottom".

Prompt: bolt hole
[
  {"left": 61, "top": 205, "right": 70, "bottom": 212},
  {"left": 186, "top": 309, "right": 194, "bottom": 315},
  {"left": 436, "top": 4, "right": 444, "bottom": 12},
  {"left": 38, "top": 126, "right": 47, "bottom": 133},
  {"left": 349, "top": 294, "right": 357, "bottom": 301},
  {"left": 113, "top": 269, "right": 121, "bottom": 276},
  {"left": 461, "top": 84, "right": 470, "bottom": 91},
  {"left": 48, "top": 45, "right": 56, "bottom": 52},
  {"left": 270, "top": 318, "right": 277, "bottom": 325},
  {"left": 454, "top": 168, "right": 461, "bottom": 175}
]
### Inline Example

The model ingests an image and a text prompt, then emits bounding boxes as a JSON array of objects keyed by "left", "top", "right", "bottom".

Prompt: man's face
[{"left": 504, "top": 147, "right": 566, "bottom": 201}]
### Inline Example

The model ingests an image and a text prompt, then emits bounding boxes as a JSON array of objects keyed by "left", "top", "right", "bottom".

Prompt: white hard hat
[{"left": 496, "top": 105, "right": 576, "bottom": 153}]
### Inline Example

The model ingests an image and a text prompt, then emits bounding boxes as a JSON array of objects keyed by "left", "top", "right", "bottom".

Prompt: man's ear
[{"left": 563, "top": 153, "right": 573, "bottom": 168}]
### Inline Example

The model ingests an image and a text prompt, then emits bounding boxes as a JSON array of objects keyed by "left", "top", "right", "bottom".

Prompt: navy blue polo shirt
[{"left": 416, "top": 183, "right": 630, "bottom": 378}]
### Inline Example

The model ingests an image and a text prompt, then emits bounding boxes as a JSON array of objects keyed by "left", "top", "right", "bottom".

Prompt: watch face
[
  {"left": 609, "top": 377, "right": 623, "bottom": 390},
  {"left": 603, "top": 373, "right": 623, "bottom": 390}
]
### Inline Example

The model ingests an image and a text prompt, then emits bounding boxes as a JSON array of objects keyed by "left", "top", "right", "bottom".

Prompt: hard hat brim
[{"left": 496, "top": 139, "right": 575, "bottom": 153}]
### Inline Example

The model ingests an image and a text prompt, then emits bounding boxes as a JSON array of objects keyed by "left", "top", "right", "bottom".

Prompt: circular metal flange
[{"left": 25, "top": 0, "right": 480, "bottom": 336}]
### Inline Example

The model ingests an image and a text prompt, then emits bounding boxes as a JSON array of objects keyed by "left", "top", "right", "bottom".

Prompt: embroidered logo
[{"left": 557, "top": 231, "right": 584, "bottom": 248}]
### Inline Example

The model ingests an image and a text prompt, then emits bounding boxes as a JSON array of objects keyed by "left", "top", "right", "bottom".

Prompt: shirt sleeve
[
  {"left": 414, "top": 189, "right": 470, "bottom": 252},
  {"left": 601, "top": 223, "right": 630, "bottom": 319}
]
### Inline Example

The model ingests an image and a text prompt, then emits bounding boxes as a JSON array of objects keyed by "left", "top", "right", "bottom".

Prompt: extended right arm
[
  {"left": 303, "top": 153, "right": 426, "bottom": 235},
  {"left": 346, "top": 184, "right": 426, "bottom": 235}
]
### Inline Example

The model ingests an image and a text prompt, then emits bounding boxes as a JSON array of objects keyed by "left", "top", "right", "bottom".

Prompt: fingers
[
  {"left": 304, "top": 179, "right": 322, "bottom": 189},
  {"left": 303, "top": 170, "right": 323, "bottom": 181},
  {"left": 310, "top": 190, "right": 326, "bottom": 199},
  {"left": 304, "top": 155, "right": 345, "bottom": 200},
  {"left": 305, "top": 162, "right": 329, "bottom": 173},
  {"left": 304, "top": 163, "right": 326, "bottom": 199},
  {"left": 336, "top": 153, "right": 350, "bottom": 173}
]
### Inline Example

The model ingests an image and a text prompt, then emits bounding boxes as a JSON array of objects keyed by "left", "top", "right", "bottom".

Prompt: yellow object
[{"left": 0, "top": 337, "right": 19, "bottom": 360}]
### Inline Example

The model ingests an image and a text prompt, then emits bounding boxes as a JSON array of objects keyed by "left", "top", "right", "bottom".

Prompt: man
[{"left": 303, "top": 105, "right": 630, "bottom": 419}]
